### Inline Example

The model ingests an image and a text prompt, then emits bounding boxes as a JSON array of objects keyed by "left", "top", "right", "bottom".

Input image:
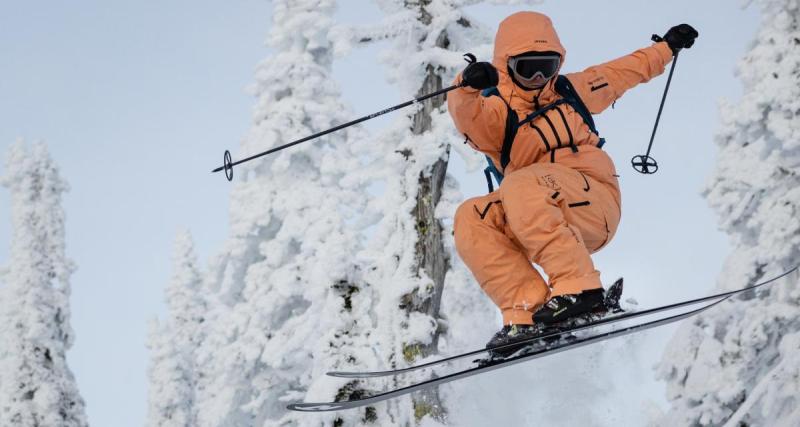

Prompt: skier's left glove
[
  {"left": 662, "top": 24, "right": 698, "bottom": 54},
  {"left": 460, "top": 60, "right": 498, "bottom": 90}
]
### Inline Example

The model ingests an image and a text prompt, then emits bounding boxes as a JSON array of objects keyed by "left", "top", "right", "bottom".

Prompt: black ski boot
[
  {"left": 486, "top": 280, "right": 624, "bottom": 360},
  {"left": 485, "top": 324, "right": 543, "bottom": 359},
  {"left": 533, "top": 278, "right": 624, "bottom": 326}
]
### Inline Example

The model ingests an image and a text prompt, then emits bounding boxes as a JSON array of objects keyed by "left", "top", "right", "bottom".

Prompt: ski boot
[
  {"left": 533, "top": 278, "right": 624, "bottom": 327},
  {"left": 485, "top": 324, "right": 544, "bottom": 359},
  {"left": 484, "top": 280, "right": 623, "bottom": 360}
]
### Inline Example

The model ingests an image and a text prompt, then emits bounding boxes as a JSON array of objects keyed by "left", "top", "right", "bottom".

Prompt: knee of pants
[
  {"left": 454, "top": 195, "right": 507, "bottom": 256},
  {"left": 454, "top": 197, "right": 482, "bottom": 249}
]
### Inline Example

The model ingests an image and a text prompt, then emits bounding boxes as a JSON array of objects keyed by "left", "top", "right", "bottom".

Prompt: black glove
[
  {"left": 663, "top": 24, "right": 698, "bottom": 54},
  {"left": 461, "top": 61, "right": 498, "bottom": 90}
]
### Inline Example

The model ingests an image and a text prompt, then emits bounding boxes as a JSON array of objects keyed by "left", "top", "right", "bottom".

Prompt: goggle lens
[{"left": 511, "top": 56, "right": 560, "bottom": 80}]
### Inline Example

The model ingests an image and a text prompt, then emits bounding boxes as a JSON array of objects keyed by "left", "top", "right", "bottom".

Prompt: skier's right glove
[
  {"left": 662, "top": 24, "right": 699, "bottom": 54},
  {"left": 461, "top": 61, "right": 499, "bottom": 90}
]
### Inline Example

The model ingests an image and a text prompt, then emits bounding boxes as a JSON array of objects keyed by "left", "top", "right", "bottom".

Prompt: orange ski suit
[{"left": 449, "top": 12, "right": 674, "bottom": 325}]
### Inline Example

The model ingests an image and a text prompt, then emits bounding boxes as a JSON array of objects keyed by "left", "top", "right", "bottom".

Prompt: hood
[{"left": 492, "top": 12, "right": 566, "bottom": 107}]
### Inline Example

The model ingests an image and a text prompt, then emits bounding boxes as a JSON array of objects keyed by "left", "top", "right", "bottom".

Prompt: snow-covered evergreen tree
[
  {"left": 147, "top": 230, "right": 207, "bottom": 427},
  {"left": 332, "top": 0, "right": 536, "bottom": 421},
  {"left": 188, "top": 1, "right": 547, "bottom": 425},
  {"left": 657, "top": 1, "right": 800, "bottom": 424},
  {"left": 191, "top": 1, "right": 385, "bottom": 425},
  {"left": 0, "top": 140, "right": 88, "bottom": 427}
]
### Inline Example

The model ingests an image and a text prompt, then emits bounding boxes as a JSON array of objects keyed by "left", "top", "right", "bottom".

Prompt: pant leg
[
  {"left": 500, "top": 163, "right": 612, "bottom": 298},
  {"left": 454, "top": 193, "right": 549, "bottom": 325}
]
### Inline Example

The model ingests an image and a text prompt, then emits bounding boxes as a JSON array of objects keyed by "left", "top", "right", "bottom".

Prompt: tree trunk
[{"left": 401, "top": 5, "right": 452, "bottom": 420}]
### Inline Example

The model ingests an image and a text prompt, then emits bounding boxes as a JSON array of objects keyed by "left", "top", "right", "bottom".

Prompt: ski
[
  {"left": 287, "top": 297, "right": 724, "bottom": 412},
  {"left": 329, "top": 279, "right": 623, "bottom": 379},
  {"left": 327, "top": 265, "right": 797, "bottom": 379}
]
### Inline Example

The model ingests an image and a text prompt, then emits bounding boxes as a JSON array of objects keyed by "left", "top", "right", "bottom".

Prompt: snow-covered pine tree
[
  {"left": 332, "top": 0, "right": 536, "bottom": 421},
  {"left": 192, "top": 1, "right": 384, "bottom": 425},
  {"left": 0, "top": 140, "right": 88, "bottom": 427},
  {"left": 147, "top": 230, "right": 207, "bottom": 427},
  {"left": 656, "top": 1, "right": 800, "bottom": 425}
]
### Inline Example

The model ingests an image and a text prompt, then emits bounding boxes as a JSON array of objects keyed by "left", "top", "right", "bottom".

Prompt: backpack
[{"left": 480, "top": 75, "right": 605, "bottom": 192}]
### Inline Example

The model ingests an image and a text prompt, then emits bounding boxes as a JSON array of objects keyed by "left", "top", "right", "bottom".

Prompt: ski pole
[
  {"left": 631, "top": 35, "right": 680, "bottom": 175},
  {"left": 212, "top": 83, "right": 463, "bottom": 181}
]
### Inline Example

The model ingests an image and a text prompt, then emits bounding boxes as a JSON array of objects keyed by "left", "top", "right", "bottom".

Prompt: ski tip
[
  {"left": 287, "top": 402, "right": 347, "bottom": 412},
  {"left": 326, "top": 371, "right": 358, "bottom": 378}
]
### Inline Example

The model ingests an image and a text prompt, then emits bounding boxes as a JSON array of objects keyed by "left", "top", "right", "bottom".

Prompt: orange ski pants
[{"left": 454, "top": 162, "right": 620, "bottom": 325}]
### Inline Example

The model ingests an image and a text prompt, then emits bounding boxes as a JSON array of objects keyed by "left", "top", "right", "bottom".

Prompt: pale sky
[{"left": 0, "top": 1, "right": 758, "bottom": 426}]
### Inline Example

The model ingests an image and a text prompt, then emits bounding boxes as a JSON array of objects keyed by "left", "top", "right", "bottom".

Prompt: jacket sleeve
[
  {"left": 446, "top": 74, "right": 507, "bottom": 153},
  {"left": 565, "top": 41, "right": 674, "bottom": 114}
]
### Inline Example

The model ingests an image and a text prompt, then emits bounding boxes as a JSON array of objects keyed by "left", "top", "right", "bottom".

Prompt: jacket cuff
[
  {"left": 454, "top": 73, "right": 479, "bottom": 94},
  {"left": 653, "top": 41, "right": 675, "bottom": 63}
]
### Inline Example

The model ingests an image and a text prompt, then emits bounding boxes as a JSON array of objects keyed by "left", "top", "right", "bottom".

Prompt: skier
[{"left": 448, "top": 12, "right": 698, "bottom": 351}]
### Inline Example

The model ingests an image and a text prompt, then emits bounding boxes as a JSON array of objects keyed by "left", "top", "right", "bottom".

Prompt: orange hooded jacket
[
  {"left": 448, "top": 12, "right": 674, "bottom": 189},
  {"left": 449, "top": 12, "right": 676, "bottom": 325}
]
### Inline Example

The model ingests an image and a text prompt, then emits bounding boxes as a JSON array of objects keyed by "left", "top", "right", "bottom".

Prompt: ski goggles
[{"left": 508, "top": 54, "right": 561, "bottom": 87}]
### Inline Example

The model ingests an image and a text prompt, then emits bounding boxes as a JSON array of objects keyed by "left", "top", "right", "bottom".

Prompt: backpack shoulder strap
[
  {"left": 481, "top": 87, "right": 500, "bottom": 98},
  {"left": 481, "top": 87, "right": 519, "bottom": 172},
  {"left": 480, "top": 87, "right": 516, "bottom": 190},
  {"left": 553, "top": 76, "right": 590, "bottom": 129},
  {"left": 499, "top": 103, "right": 519, "bottom": 171},
  {"left": 554, "top": 76, "right": 604, "bottom": 145}
]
